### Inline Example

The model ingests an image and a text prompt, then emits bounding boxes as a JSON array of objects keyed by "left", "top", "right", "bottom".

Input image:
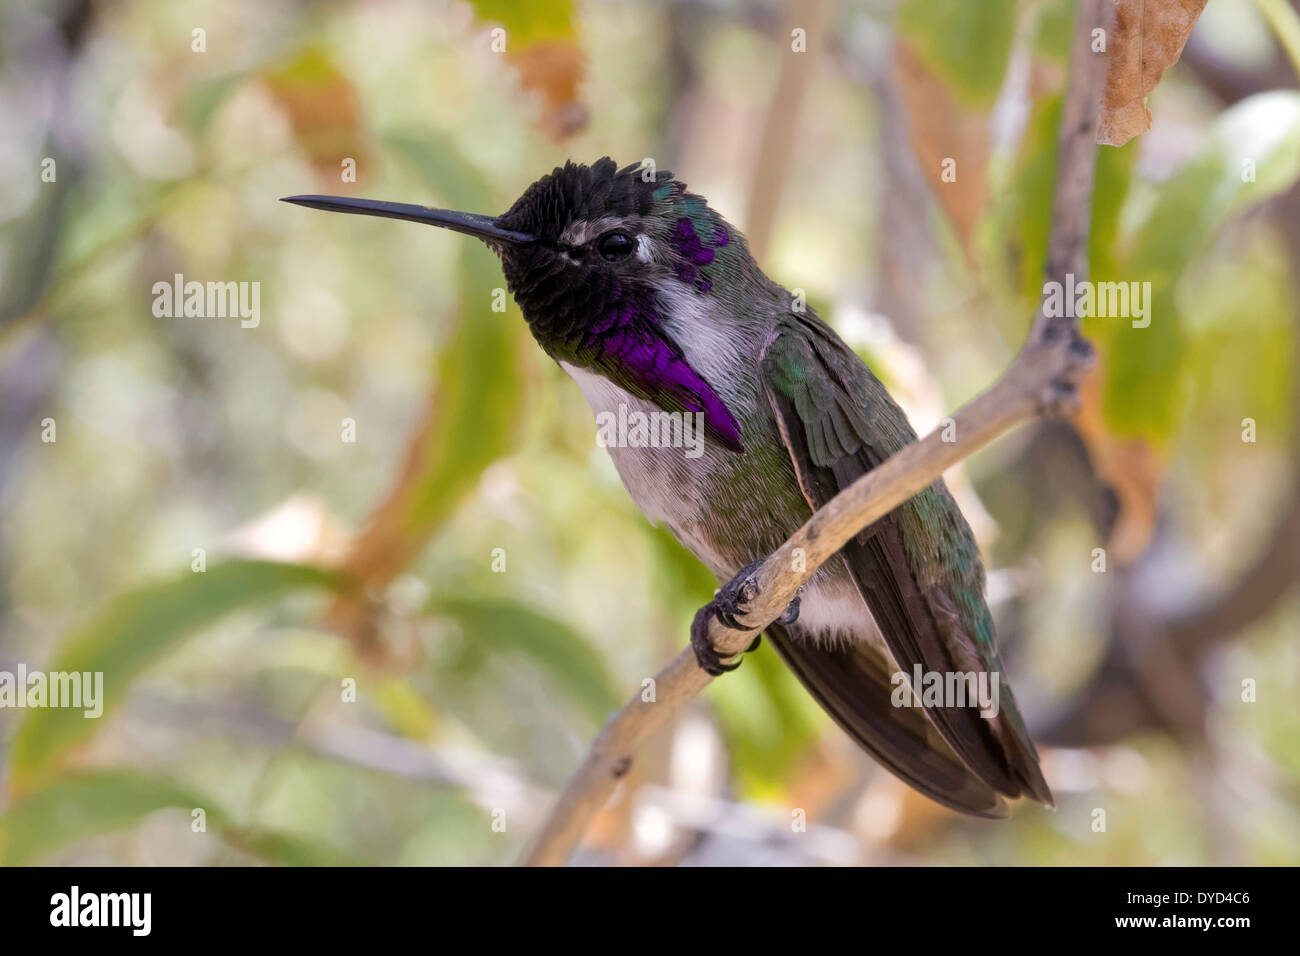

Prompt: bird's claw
[
  {"left": 690, "top": 603, "right": 743, "bottom": 676},
  {"left": 690, "top": 559, "right": 800, "bottom": 676}
]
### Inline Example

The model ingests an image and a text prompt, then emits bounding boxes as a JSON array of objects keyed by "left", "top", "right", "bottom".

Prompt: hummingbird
[{"left": 284, "top": 158, "right": 1052, "bottom": 817}]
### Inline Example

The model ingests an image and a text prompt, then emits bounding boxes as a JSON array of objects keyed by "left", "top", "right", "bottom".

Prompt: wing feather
[{"left": 761, "top": 317, "right": 1052, "bottom": 807}]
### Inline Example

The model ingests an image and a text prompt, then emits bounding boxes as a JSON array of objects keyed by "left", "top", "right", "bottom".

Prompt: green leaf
[
  {"left": 9, "top": 560, "right": 343, "bottom": 789},
  {"left": 1003, "top": 94, "right": 1139, "bottom": 309},
  {"left": 1179, "top": 231, "right": 1295, "bottom": 440},
  {"left": 428, "top": 594, "right": 618, "bottom": 722},
  {"left": 896, "top": 0, "right": 1019, "bottom": 109},
  {"left": 1032, "top": 0, "right": 1077, "bottom": 64},
  {"left": 1104, "top": 91, "right": 1300, "bottom": 440},
  {"left": 464, "top": 0, "right": 576, "bottom": 44},
  {"left": 1126, "top": 92, "right": 1300, "bottom": 284},
  {"left": 0, "top": 771, "right": 352, "bottom": 865}
]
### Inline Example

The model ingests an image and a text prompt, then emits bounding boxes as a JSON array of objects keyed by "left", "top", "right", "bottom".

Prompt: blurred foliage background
[{"left": 1, "top": 0, "right": 1298, "bottom": 866}]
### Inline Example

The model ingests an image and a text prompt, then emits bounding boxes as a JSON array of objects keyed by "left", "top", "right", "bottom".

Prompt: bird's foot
[{"left": 689, "top": 559, "right": 802, "bottom": 676}]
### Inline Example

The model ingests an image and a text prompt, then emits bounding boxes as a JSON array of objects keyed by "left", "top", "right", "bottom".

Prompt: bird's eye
[{"left": 597, "top": 232, "right": 635, "bottom": 261}]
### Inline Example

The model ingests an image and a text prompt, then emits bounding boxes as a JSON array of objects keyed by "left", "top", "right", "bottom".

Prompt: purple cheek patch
[
  {"left": 672, "top": 218, "right": 716, "bottom": 266},
  {"left": 671, "top": 217, "right": 730, "bottom": 294}
]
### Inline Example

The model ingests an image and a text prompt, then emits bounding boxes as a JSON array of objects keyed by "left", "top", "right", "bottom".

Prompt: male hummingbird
[{"left": 284, "top": 158, "right": 1052, "bottom": 817}]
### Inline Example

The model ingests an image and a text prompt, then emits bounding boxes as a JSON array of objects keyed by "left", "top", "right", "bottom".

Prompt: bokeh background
[{"left": 1, "top": 0, "right": 1298, "bottom": 866}]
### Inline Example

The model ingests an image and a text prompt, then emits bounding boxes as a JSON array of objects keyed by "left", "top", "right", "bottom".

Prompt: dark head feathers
[{"left": 497, "top": 158, "right": 676, "bottom": 244}]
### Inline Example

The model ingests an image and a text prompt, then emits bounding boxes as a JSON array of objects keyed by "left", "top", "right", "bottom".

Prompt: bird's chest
[{"left": 559, "top": 360, "right": 810, "bottom": 580}]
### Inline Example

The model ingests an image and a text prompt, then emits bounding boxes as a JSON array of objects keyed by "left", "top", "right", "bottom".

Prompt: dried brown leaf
[
  {"left": 509, "top": 41, "right": 588, "bottom": 142},
  {"left": 1098, "top": 0, "right": 1208, "bottom": 146},
  {"left": 262, "top": 48, "right": 365, "bottom": 178}
]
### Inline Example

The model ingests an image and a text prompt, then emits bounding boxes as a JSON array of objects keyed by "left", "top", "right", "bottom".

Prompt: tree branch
[{"left": 522, "top": 0, "right": 1111, "bottom": 866}]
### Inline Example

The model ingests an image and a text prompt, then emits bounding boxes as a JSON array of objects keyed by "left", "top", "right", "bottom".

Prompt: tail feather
[{"left": 765, "top": 623, "right": 1010, "bottom": 819}]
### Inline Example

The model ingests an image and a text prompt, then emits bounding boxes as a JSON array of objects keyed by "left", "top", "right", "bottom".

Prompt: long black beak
[{"left": 280, "top": 195, "right": 536, "bottom": 245}]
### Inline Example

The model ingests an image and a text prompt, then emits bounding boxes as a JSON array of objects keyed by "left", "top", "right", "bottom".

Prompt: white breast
[{"left": 559, "top": 360, "right": 711, "bottom": 529}]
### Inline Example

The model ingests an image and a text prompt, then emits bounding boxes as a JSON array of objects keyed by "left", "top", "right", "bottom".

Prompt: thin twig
[{"left": 523, "top": 0, "right": 1111, "bottom": 866}]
